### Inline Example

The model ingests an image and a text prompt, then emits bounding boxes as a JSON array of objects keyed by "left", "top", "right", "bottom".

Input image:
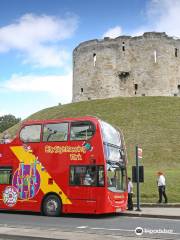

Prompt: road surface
[{"left": 0, "top": 211, "right": 179, "bottom": 239}]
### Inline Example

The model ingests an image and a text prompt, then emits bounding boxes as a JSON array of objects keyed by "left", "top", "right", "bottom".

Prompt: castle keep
[{"left": 72, "top": 32, "right": 180, "bottom": 102}]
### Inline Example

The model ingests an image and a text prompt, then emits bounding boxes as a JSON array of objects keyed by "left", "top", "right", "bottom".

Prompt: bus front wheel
[{"left": 43, "top": 194, "right": 62, "bottom": 217}]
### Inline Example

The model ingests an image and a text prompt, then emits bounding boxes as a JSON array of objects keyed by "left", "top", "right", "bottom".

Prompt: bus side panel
[
  {"left": 64, "top": 199, "right": 97, "bottom": 214},
  {"left": 64, "top": 189, "right": 128, "bottom": 214},
  {"left": 0, "top": 143, "right": 43, "bottom": 213},
  {"left": 0, "top": 196, "right": 42, "bottom": 212}
]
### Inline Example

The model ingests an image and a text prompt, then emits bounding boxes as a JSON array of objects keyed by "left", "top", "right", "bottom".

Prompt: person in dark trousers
[
  {"left": 127, "top": 177, "right": 134, "bottom": 210},
  {"left": 157, "top": 171, "right": 168, "bottom": 203}
]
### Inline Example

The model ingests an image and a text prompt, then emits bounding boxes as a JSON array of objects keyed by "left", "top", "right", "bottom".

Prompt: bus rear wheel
[{"left": 43, "top": 195, "right": 62, "bottom": 217}]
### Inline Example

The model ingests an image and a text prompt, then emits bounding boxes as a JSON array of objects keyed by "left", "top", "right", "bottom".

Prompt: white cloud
[
  {"left": 23, "top": 45, "right": 70, "bottom": 68},
  {"left": 3, "top": 72, "right": 72, "bottom": 103},
  {"left": 102, "top": 26, "right": 122, "bottom": 38},
  {"left": 131, "top": 0, "right": 180, "bottom": 37},
  {"left": 0, "top": 13, "right": 78, "bottom": 67},
  {"left": 147, "top": 0, "right": 180, "bottom": 37}
]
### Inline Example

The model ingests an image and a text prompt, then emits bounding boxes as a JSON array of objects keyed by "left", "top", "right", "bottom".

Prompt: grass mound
[{"left": 3, "top": 96, "right": 180, "bottom": 202}]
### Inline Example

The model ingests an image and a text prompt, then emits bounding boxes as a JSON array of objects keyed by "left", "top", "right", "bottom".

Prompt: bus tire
[{"left": 42, "top": 194, "right": 62, "bottom": 217}]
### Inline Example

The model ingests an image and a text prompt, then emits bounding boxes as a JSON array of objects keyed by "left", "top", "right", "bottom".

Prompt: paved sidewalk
[
  {"left": 123, "top": 207, "right": 180, "bottom": 219},
  {"left": 137, "top": 203, "right": 180, "bottom": 208}
]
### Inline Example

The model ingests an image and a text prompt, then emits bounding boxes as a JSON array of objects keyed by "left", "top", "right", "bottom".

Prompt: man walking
[
  {"left": 157, "top": 172, "right": 168, "bottom": 203},
  {"left": 127, "top": 177, "right": 134, "bottom": 210}
]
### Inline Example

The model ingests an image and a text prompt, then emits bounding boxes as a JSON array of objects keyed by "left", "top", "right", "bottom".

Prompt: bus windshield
[
  {"left": 100, "top": 121, "right": 126, "bottom": 192},
  {"left": 100, "top": 121, "right": 124, "bottom": 163},
  {"left": 100, "top": 121, "right": 121, "bottom": 147}
]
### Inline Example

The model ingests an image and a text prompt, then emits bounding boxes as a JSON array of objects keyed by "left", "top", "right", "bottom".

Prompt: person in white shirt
[
  {"left": 127, "top": 177, "right": 134, "bottom": 210},
  {"left": 157, "top": 172, "right": 168, "bottom": 203},
  {"left": 83, "top": 173, "right": 92, "bottom": 185}
]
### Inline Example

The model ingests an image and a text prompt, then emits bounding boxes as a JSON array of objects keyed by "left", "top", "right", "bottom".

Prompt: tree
[{"left": 0, "top": 114, "right": 21, "bottom": 133}]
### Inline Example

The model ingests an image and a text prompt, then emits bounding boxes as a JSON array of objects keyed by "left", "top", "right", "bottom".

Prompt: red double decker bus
[{"left": 0, "top": 116, "right": 128, "bottom": 216}]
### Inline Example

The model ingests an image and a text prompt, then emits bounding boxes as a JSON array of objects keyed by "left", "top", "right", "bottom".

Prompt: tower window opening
[
  {"left": 93, "top": 53, "right": 96, "bottom": 67},
  {"left": 154, "top": 50, "right": 157, "bottom": 63},
  {"left": 134, "top": 84, "right": 138, "bottom": 95},
  {"left": 81, "top": 88, "right": 83, "bottom": 93},
  {"left": 118, "top": 71, "right": 130, "bottom": 80},
  {"left": 175, "top": 48, "right": 178, "bottom": 57},
  {"left": 134, "top": 84, "right": 138, "bottom": 90},
  {"left": 122, "top": 42, "right": 125, "bottom": 51},
  {"left": 177, "top": 85, "right": 180, "bottom": 90}
]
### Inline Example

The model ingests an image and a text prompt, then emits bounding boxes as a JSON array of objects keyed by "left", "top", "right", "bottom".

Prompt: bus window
[
  {"left": 70, "top": 121, "right": 95, "bottom": 141},
  {"left": 70, "top": 166, "right": 104, "bottom": 186},
  {"left": 0, "top": 167, "right": 12, "bottom": 184},
  {"left": 20, "top": 125, "right": 41, "bottom": 143},
  {"left": 98, "top": 166, "right": 105, "bottom": 186},
  {"left": 43, "top": 123, "right": 68, "bottom": 142},
  {"left": 107, "top": 164, "right": 126, "bottom": 192}
]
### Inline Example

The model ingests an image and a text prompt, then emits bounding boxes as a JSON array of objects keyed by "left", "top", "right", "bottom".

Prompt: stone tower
[{"left": 72, "top": 32, "right": 180, "bottom": 102}]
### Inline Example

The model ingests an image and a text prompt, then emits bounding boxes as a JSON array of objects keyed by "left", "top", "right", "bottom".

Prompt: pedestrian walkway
[
  {"left": 123, "top": 207, "right": 180, "bottom": 219},
  {"left": 138, "top": 203, "right": 180, "bottom": 208}
]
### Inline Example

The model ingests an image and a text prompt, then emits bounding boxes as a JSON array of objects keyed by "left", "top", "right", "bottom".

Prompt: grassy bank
[{"left": 2, "top": 97, "right": 180, "bottom": 202}]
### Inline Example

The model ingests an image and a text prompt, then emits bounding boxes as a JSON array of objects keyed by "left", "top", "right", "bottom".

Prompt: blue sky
[{"left": 0, "top": 0, "right": 179, "bottom": 119}]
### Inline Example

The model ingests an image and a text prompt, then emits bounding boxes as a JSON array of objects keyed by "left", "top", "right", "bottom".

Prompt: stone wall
[{"left": 73, "top": 32, "right": 180, "bottom": 102}]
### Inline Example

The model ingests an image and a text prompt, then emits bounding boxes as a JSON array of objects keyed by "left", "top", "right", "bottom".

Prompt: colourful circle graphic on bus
[
  {"left": 3, "top": 186, "right": 18, "bottom": 207},
  {"left": 12, "top": 162, "right": 40, "bottom": 200}
]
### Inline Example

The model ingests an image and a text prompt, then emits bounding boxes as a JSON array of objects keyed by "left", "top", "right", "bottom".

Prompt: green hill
[{"left": 2, "top": 97, "right": 180, "bottom": 202}]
